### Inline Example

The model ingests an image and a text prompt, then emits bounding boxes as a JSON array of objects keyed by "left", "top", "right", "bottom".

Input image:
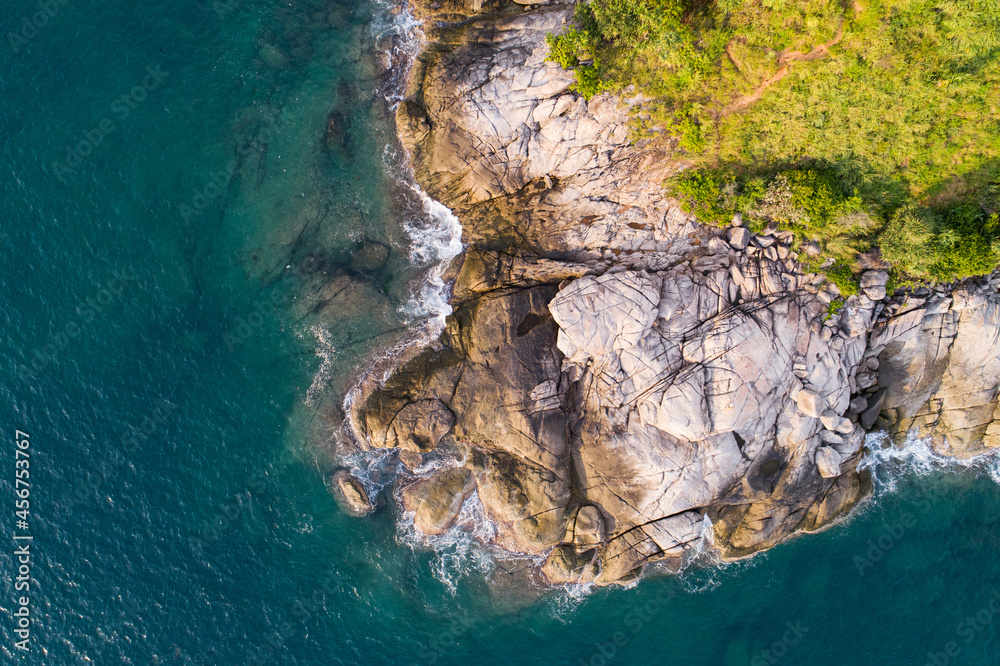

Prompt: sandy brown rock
[
  {"left": 355, "top": 284, "right": 571, "bottom": 556},
  {"left": 385, "top": 399, "right": 455, "bottom": 452},
  {"left": 331, "top": 470, "right": 373, "bottom": 516},
  {"left": 401, "top": 466, "right": 476, "bottom": 535},
  {"left": 541, "top": 544, "right": 599, "bottom": 586}
]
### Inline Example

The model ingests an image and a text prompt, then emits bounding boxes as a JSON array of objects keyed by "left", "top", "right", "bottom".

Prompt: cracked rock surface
[{"left": 348, "top": 0, "right": 1000, "bottom": 585}]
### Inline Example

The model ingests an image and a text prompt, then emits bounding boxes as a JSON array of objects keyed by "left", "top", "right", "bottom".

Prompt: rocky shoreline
[{"left": 346, "top": 0, "right": 1000, "bottom": 586}]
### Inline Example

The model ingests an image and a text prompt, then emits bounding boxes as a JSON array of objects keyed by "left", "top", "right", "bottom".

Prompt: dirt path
[{"left": 723, "top": 22, "right": 845, "bottom": 115}]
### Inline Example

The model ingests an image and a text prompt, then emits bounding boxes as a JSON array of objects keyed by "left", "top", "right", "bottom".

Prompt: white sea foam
[
  {"left": 369, "top": 4, "right": 464, "bottom": 337},
  {"left": 293, "top": 513, "right": 314, "bottom": 534},
  {"left": 398, "top": 190, "right": 463, "bottom": 330},
  {"left": 304, "top": 324, "right": 338, "bottom": 407},
  {"left": 335, "top": 446, "right": 401, "bottom": 499},
  {"left": 694, "top": 512, "right": 716, "bottom": 554},
  {"left": 396, "top": 489, "right": 498, "bottom": 595},
  {"left": 546, "top": 581, "right": 596, "bottom": 623},
  {"left": 989, "top": 457, "right": 1000, "bottom": 484},
  {"left": 859, "top": 429, "right": 1000, "bottom": 498},
  {"left": 383, "top": 143, "right": 464, "bottom": 334},
  {"left": 369, "top": 0, "right": 422, "bottom": 101}
]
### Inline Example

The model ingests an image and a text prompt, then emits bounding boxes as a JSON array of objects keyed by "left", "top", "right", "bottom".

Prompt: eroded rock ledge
[{"left": 349, "top": 0, "right": 1000, "bottom": 585}]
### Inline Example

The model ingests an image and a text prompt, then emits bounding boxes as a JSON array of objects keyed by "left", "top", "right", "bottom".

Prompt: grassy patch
[{"left": 825, "top": 261, "right": 860, "bottom": 296}]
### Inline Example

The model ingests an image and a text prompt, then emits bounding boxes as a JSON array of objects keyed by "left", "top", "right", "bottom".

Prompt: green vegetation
[
  {"left": 825, "top": 298, "right": 845, "bottom": 321},
  {"left": 671, "top": 166, "right": 1000, "bottom": 281},
  {"left": 825, "top": 260, "right": 861, "bottom": 295},
  {"left": 548, "top": 0, "right": 1000, "bottom": 283}
]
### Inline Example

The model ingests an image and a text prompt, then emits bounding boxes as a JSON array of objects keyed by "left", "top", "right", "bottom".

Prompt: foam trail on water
[
  {"left": 372, "top": 0, "right": 464, "bottom": 336},
  {"left": 332, "top": 2, "right": 463, "bottom": 419},
  {"left": 304, "top": 324, "right": 337, "bottom": 407},
  {"left": 377, "top": 141, "right": 463, "bottom": 333},
  {"left": 335, "top": 446, "right": 402, "bottom": 499},
  {"left": 546, "top": 581, "right": 596, "bottom": 623},
  {"left": 370, "top": 0, "right": 422, "bottom": 98}
]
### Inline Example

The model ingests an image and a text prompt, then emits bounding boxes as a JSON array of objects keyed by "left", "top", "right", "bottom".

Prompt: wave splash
[
  {"left": 336, "top": 2, "right": 470, "bottom": 593},
  {"left": 859, "top": 430, "right": 1000, "bottom": 497},
  {"left": 397, "top": 180, "right": 464, "bottom": 332},
  {"left": 395, "top": 489, "right": 499, "bottom": 595},
  {"left": 372, "top": 1, "right": 464, "bottom": 337}
]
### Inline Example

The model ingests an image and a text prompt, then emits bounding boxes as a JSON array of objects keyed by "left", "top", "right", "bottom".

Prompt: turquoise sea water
[{"left": 1, "top": 1, "right": 999, "bottom": 664}]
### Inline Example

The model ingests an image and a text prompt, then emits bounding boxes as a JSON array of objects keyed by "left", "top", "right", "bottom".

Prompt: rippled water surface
[{"left": 1, "top": 1, "right": 999, "bottom": 664}]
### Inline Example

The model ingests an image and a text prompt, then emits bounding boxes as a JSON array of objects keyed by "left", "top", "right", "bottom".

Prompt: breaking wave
[
  {"left": 311, "top": 0, "right": 464, "bottom": 425},
  {"left": 372, "top": 1, "right": 464, "bottom": 336},
  {"left": 397, "top": 185, "right": 463, "bottom": 332}
]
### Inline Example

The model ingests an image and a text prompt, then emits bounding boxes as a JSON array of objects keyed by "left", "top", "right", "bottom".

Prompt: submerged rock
[{"left": 350, "top": 240, "right": 390, "bottom": 273}]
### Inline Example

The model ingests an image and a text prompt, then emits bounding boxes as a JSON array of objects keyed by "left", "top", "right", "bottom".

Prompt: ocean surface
[{"left": 1, "top": 1, "right": 999, "bottom": 664}]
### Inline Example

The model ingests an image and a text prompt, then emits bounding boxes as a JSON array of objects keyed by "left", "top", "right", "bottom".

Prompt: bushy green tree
[
  {"left": 929, "top": 204, "right": 1000, "bottom": 280},
  {"left": 878, "top": 204, "right": 936, "bottom": 278}
]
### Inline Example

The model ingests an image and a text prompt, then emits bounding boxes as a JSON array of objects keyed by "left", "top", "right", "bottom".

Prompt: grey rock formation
[
  {"left": 872, "top": 282, "right": 1000, "bottom": 456},
  {"left": 347, "top": 0, "right": 1000, "bottom": 586},
  {"left": 396, "top": 1, "right": 698, "bottom": 269},
  {"left": 547, "top": 263, "right": 874, "bottom": 575},
  {"left": 727, "top": 226, "right": 751, "bottom": 250},
  {"left": 860, "top": 270, "right": 889, "bottom": 301}
]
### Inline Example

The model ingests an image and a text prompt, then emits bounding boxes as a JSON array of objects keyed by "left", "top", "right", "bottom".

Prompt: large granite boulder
[
  {"left": 872, "top": 281, "right": 1000, "bottom": 456},
  {"left": 354, "top": 284, "right": 571, "bottom": 556},
  {"left": 331, "top": 470, "right": 373, "bottom": 516},
  {"left": 401, "top": 466, "right": 476, "bottom": 535},
  {"left": 549, "top": 262, "right": 873, "bottom": 573}
]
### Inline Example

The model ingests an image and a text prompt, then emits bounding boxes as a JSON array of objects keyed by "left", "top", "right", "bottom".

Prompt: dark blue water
[{"left": 1, "top": 1, "right": 999, "bottom": 664}]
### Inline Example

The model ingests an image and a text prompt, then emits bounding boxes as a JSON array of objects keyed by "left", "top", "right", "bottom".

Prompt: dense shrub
[
  {"left": 545, "top": 27, "right": 603, "bottom": 97},
  {"left": 929, "top": 204, "right": 1000, "bottom": 280},
  {"left": 671, "top": 167, "right": 1000, "bottom": 282},
  {"left": 671, "top": 167, "right": 873, "bottom": 264},
  {"left": 825, "top": 262, "right": 859, "bottom": 296},
  {"left": 878, "top": 204, "right": 936, "bottom": 277}
]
